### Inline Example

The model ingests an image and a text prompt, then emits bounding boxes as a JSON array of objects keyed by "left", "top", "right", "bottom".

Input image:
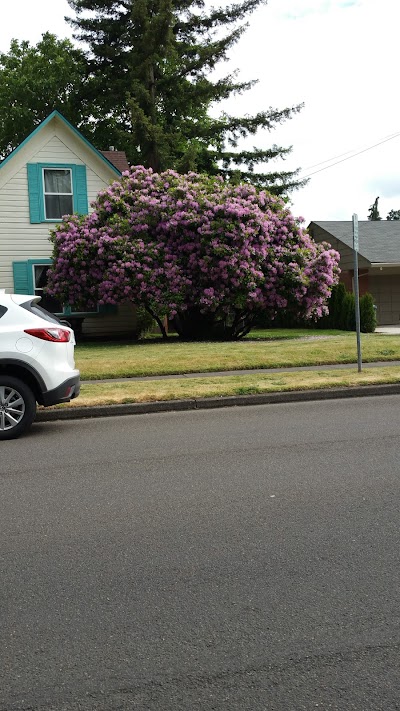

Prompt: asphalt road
[{"left": 1, "top": 396, "right": 400, "bottom": 710}]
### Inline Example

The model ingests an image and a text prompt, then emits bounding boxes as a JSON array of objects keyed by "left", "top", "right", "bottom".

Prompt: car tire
[{"left": 0, "top": 376, "right": 37, "bottom": 440}]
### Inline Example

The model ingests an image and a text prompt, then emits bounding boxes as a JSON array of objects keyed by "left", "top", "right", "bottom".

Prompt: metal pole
[{"left": 352, "top": 214, "right": 362, "bottom": 372}]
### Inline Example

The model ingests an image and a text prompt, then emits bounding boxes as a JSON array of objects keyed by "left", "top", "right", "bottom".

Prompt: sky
[{"left": 1, "top": 0, "right": 400, "bottom": 224}]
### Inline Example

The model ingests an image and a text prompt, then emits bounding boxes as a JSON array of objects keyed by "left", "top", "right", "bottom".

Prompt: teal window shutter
[
  {"left": 27, "top": 164, "right": 89, "bottom": 221},
  {"left": 27, "top": 164, "right": 42, "bottom": 223},
  {"left": 73, "top": 165, "right": 88, "bottom": 214},
  {"left": 13, "top": 261, "right": 33, "bottom": 294}
]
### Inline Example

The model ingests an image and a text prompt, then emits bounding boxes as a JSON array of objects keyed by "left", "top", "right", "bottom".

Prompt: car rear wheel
[{"left": 0, "top": 376, "right": 37, "bottom": 440}]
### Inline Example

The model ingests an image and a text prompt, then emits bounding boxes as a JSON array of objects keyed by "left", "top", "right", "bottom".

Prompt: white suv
[{"left": 0, "top": 293, "right": 80, "bottom": 440}]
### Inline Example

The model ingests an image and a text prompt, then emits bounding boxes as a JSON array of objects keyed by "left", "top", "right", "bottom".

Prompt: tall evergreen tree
[
  {"left": 66, "top": 0, "right": 305, "bottom": 194},
  {"left": 368, "top": 196, "right": 382, "bottom": 220}
]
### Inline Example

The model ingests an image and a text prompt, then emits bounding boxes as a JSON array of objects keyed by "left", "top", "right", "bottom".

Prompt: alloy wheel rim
[{"left": 0, "top": 386, "right": 26, "bottom": 431}]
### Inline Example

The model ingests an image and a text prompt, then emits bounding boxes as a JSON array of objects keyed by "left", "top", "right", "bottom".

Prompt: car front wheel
[{"left": 0, "top": 376, "right": 37, "bottom": 440}]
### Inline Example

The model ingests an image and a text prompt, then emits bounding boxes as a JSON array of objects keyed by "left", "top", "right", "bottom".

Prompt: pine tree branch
[
  {"left": 175, "top": 0, "right": 268, "bottom": 35},
  {"left": 220, "top": 167, "right": 309, "bottom": 194},
  {"left": 218, "top": 146, "right": 293, "bottom": 166},
  {"left": 176, "top": 28, "right": 246, "bottom": 75},
  {"left": 221, "top": 105, "right": 305, "bottom": 136}
]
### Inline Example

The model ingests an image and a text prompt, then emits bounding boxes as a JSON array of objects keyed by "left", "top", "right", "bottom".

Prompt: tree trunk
[
  {"left": 147, "top": 63, "right": 161, "bottom": 172},
  {"left": 146, "top": 306, "right": 168, "bottom": 340},
  {"left": 172, "top": 307, "right": 253, "bottom": 340}
]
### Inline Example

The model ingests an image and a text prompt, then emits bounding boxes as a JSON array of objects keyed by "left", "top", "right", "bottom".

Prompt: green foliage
[
  {"left": 342, "top": 291, "right": 356, "bottom": 331},
  {"left": 321, "top": 284, "right": 376, "bottom": 333},
  {"left": 386, "top": 209, "right": 400, "bottom": 220},
  {"left": 256, "top": 282, "right": 377, "bottom": 334},
  {"left": 359, "top": 292, "right": 377, "bottom": 333},
  {"left": 331, "top": 282, "right": 347, "bottom": 329},
  {"left": 368, "top": 196, "right": 382, "bottom": 221},
  {"left": 0, "top": 33, "right": 87, "bottom": 159},
  {"left": 319, "top": 282, "right": 347, "bottom": 328},
  {"left": 65, "top": 0, "right": 305, "bottom": 194},
  {"left": 135, "top": 306, "right": 156, "bottom": 339},
  {"left": 0, "top": 4, "right": 306, "bottom": 195},
  {"left": 256, "top": 282, "right": 350, "bottom": 331}
]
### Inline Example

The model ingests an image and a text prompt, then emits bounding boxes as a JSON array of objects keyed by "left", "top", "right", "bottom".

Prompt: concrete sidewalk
[{"left": 82, "top": 360, "right": 400, "bottom": 384}]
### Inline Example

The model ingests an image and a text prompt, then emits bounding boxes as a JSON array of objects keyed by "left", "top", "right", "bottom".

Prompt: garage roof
[{"left": 309, "top": 221, "right": 400, "bottom": 264}]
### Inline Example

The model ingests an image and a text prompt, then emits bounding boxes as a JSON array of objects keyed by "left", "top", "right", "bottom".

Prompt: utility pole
[{"left": 352, "top": 214, "right": 362, "bottom": 372}]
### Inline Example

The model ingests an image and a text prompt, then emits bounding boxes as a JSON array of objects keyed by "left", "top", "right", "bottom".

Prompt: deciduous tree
[{"left": 0, "top": 33, "right": 87, "bottom": 159}]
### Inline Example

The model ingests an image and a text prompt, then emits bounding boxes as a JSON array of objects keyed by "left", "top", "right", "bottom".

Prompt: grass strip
[
  {"left": 46, "top": 366, "right": 400, "bottom": 409},
  {"left": 75, "top": 333, "right": 400, "bottom": 380}
]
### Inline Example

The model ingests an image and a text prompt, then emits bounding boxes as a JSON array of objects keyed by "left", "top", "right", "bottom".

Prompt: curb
[{"left": 36, "top": 382, "right": 400, "bottom": 422}]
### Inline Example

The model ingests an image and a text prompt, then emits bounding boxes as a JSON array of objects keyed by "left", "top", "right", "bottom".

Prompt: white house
[{"left": 0, "top": 111, "right": 136, "bottom": 338}]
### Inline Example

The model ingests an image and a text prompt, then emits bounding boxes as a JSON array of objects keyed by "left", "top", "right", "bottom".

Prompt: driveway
[{"left": 375, "top": 325, "right": 400, "bottom": 334}]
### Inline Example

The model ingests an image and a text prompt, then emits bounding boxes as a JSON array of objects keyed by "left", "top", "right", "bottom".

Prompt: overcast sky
[{"left": 1, "top": 0, "right": 399, "bottom": 224}]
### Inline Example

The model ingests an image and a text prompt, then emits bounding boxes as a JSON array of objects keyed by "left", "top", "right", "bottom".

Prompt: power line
[
  {"left": 300, "top": 131, "right": 400, "bottom": 180},
  {"left": 301, "top": 131, "right": 400, "bottom": 171}
]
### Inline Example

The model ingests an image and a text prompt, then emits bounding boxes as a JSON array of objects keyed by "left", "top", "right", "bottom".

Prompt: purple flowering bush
[{"left": 47, "top": 167, "right": 340, "bottom": 340}]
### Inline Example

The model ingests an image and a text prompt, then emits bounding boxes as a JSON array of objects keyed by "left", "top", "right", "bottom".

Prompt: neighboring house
[
  {"left": 0, "top": 110, "right": 136, "bottom": 338},
  {"left": 309, "top": 221, "right": 400, "bottom": 325}
]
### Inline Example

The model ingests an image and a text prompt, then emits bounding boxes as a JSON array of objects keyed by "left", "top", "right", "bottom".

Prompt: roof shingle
[
  {"left": 100, "top": 150, "right": 130, "bottom": 173},
  {"left": 309, "top": 221, "right": 400, "bottom": 264}
]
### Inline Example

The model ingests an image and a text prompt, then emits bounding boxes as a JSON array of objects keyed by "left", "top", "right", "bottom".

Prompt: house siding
[
  {"left": 0, "top": 117, "right": 136, "bottom": 338},
  {"left": 34, "top": 136, "right": 85, "bottom": 164},
  {"left": 0, "top": 139, "right": 105, "bottom": 291},
  {"left": 81, "top": 301, "right": 137, "bottom": 338},
  {"left": 0, "top": 164, "right": 37, "bottom": 290},
  {"left": 339, "top": 269, "right": 370, "bottom": 296}
]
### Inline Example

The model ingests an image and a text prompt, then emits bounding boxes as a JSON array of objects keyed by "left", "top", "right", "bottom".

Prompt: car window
[
  {"left": 20, "top": 300, "right": 63, "bottom": 325},
  {"left": 0, "top": 305, "right": 7, "bottom": 319}
]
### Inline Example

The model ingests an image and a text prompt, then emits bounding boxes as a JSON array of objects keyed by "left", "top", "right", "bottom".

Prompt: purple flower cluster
[{"left": 47, "top": 167, "right": 340, "bottom": 327}]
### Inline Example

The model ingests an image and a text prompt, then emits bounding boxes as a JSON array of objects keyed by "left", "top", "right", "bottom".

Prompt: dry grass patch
[
  {"left": 49, "top": 366, "right": 400, "bottom": 409},
  {"left": 75, "top": 333, "right": 400, "bottom": 380}
]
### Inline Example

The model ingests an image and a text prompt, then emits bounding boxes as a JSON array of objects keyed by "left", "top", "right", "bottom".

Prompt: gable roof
[
  {"left": 0, "top": 111, "right": 121, "bottom": 176},
  {"left": 309, "top": 221, "right": 400, "bottom": 265},
  {"left": 100, "top": 150, "right": 130, "bottom": 172}
]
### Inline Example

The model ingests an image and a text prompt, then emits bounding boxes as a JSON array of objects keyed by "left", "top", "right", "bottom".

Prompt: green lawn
[
  {"left": 49, "top": 366, "right": 400, "bottom": 409},
  {"left": 75, "top": 329, "right": 400, "bottom": 380},
  {"left": 245, "top": 328, "right": 344, "bottom": 340}
]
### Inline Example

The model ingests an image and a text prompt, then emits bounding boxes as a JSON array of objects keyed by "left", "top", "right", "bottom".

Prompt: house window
[
  {"left": 32, "top": 262, "right": 100, "bottom": 315},
  {"left": 13, "top": 259, "right": 116, "bottom": 317},
  {"left": 42, "top": 168, "right": 73, "bottom": 220},
  {"left": 33, "top": 263, "right": 63, "bottom": 314},
  {"left": 27, "top": 163, "right": 88, "bottom": 223}
]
